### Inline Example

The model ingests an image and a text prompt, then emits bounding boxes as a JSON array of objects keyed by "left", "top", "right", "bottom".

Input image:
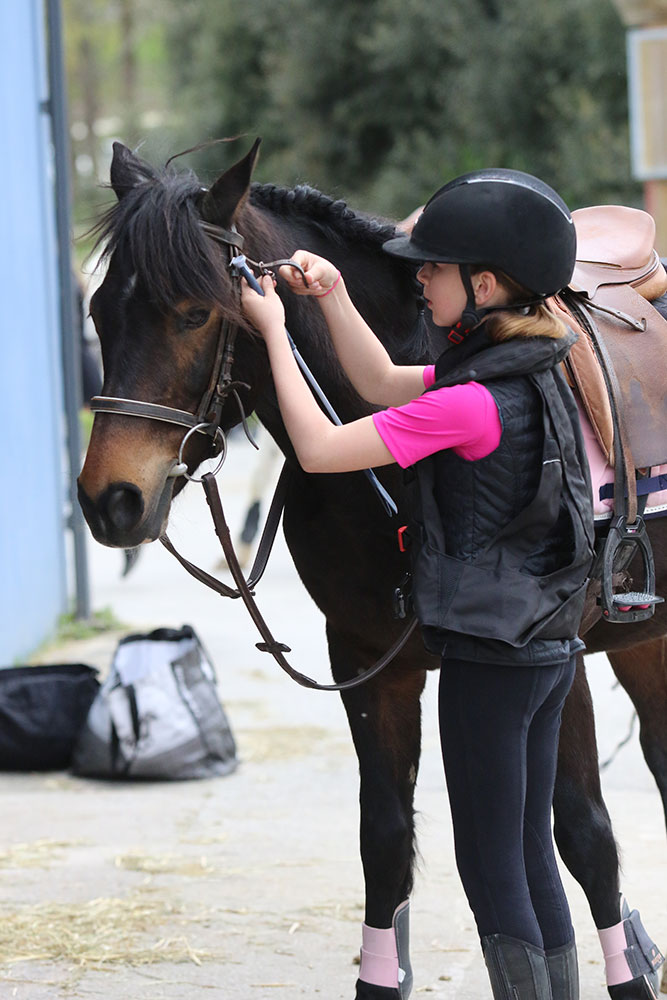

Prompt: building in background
[
  {"left": 614, "top": 0, "right": 667, "bottom": 252},
  {"left": 0, "top": 0, "right": 87, "bottom": 663}
]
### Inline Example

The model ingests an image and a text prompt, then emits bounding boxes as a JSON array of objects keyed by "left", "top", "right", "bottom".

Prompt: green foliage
[
  {"left": 55, "top": 607, "right": 126, "bottom": 642},
  {"left": 64, "top": 0, "right": 641, "bottom": 229},
  {"left": 162, "top": 0, "right": 640, "bottom": 216},
  {"left": 63, "top": 0, "right": 172, "bottom": 237}
]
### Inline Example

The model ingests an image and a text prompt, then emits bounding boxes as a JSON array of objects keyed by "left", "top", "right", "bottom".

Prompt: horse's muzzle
[{"left": 77, "top": 478, "right": 171, "bottom": 548}]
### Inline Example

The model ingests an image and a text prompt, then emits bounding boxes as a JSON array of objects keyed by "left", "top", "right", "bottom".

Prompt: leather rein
[{"left": 90, "top": 222, "right": 417, "bottom": 692}]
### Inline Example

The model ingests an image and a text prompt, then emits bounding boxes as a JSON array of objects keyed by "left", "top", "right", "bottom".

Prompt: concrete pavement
[{"left": 1, "top": 435, "right": 666, "bottom": 999}]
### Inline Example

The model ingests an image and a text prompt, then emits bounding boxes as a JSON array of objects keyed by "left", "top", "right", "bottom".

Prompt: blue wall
[{"left": 0, "top": 1, "right": 67, "bottom": 662}]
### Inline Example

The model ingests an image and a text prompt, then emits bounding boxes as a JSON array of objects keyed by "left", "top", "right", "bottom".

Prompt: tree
[
  {"left": 63, "top": 0, "right": 171, "bottom": 236},
  {"left": 65, "top": 0, "right": 640, "bottom": 228},
  {"left": 163, "top": 0, "right": 639, "bottom": 216}
]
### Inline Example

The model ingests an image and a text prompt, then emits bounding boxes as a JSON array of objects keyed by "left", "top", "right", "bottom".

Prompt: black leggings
[{"left": 438, "top": 654, "right": 576, "bottom": 950}]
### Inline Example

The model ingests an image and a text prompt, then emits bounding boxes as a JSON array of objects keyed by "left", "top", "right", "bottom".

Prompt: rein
[
  {"left": 162, "top": 470, "right": 418, "bottom": 692},
  {"left": 92, "top": 219, "right": 417, "bottom": 691}
]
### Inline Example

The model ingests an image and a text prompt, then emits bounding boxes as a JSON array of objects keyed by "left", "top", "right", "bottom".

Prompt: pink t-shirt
[{"left": 371, "top": 365, "right": 502, "bottom": 468}]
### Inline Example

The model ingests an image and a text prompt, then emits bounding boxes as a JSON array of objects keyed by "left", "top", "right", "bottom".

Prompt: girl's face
[{"left": 416, "top": 261, "right": 468, "bottom": 328}]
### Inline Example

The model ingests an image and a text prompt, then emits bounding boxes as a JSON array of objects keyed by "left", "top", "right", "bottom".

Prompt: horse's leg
[
  {"left": 606, "top": 636, "right": 667, "bottom": 995},
  {"left": 606, "top": 635, "right": 667, "bottom": 833},
  {"left": 553, "top": 651, "right": 663, "bottom": 999},
  {"left": 327, "top": 624, "right": 426, "bottom": 1000}
]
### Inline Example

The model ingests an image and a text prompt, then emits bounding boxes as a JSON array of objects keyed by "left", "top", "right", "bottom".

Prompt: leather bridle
[
  {"left": 90, "top": 223, "right": 258, "bottom": 479},
  {"left": 89, "top": 219, "right": 418, "bottom": 691}
]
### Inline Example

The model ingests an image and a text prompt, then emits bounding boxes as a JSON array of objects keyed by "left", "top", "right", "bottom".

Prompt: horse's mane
[
  {"left": 90, "top": 158, "right": 415, "bottom": 332},
  {"left": 91, "top": 163, "right": 235, "bottom": 312},
  {"left": 250, "top": 182, "right": 400, "bottom": 251},
  {"left": 249, "top": 182, "right": 428, "bottom": 363}
]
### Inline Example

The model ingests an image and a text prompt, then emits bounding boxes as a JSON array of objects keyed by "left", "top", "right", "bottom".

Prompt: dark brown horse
[{"left": 78, "top": 140, "right": 667, "bottom": 1000}]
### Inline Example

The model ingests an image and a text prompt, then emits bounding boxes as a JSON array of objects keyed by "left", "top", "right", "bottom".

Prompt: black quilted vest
[{"left": 408, "top": 326, "right": 595, "bottom": 655}]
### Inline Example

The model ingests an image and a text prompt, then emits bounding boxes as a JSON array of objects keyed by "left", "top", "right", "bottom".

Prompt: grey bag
[{"left": 71, "top": 626, "right": 237, "bottom": 779}]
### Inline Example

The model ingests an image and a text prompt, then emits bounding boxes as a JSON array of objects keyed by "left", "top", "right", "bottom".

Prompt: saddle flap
[
  {"left": 558, "top": 285, "right": 667, "bottom": 471},
  {"left": 591, "top": 283, "right": 667, "bottom": 469}
]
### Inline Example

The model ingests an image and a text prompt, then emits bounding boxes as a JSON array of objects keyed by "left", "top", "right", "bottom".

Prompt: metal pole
[{"left": 45, "top": 0, "right": 91, "bottom": 619}]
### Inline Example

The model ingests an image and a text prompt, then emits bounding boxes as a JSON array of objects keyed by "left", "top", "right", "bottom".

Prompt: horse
[{"left": 78, "top": 139, "right": 667, "bottom": 1000}]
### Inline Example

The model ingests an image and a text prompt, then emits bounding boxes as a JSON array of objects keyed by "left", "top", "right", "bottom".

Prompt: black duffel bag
[{"left": 0, "top": 663, "right": 100, "bottom": 771}]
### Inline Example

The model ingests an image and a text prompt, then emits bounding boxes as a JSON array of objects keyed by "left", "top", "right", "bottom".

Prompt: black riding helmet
[{"left": 383, "top": 168, "right": 576, "bottom": 299}]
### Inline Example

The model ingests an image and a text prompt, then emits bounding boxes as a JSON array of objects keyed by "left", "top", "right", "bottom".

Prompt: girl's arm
[
  {"left": 241, "top": 274, "right": 396, "bottom": 474},
  {"left": 278, "top": 251, "right": 426, "bottom": 407}
]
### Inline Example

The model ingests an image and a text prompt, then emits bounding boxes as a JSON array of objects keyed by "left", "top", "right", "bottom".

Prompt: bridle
[
  {"left": 90, "top": 222, "right": 267, "bottom": 481},
  {"left": 90, "top": 219, "right": 418, "bottom": 691}
]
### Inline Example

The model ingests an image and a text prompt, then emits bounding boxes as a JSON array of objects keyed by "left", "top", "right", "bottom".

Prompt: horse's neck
[{"left": 241, "top": 203, "right": 425, "bottom": 450}]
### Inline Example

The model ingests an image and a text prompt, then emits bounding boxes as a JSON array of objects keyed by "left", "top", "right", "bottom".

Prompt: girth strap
[
  {"left": 599, "top": 472, "right": 667, "bottom": 502},
  {"left": 161, "top": 468, "right": 417, "bottom": 692}
]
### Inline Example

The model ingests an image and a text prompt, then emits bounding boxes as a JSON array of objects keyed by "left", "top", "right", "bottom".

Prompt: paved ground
[{"left": 1, "top": 436, "right": 666, "bottom": 999}]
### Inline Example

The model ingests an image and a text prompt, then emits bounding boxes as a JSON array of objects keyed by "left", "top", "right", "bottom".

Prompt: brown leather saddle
[
  {"left": 552, "top": 205, "right": 667, "bottom": 622},
  {"left": 557, "top": 205, "right": 667, "bottom": 470}
]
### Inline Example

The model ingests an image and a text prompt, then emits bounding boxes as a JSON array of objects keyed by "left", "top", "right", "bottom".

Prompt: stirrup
[{"left": 599, "top": 515, "right": 664, "bottom": 623}]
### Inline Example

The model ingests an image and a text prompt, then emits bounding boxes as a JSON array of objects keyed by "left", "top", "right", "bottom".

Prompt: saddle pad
[{"left": 577, "top": 396, "right": 667, "bottom": 521}]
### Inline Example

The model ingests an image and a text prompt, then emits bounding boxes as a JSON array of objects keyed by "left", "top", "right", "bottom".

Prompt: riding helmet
[{"left": 383, "top": 169, "right": 576, "bottom": 298}]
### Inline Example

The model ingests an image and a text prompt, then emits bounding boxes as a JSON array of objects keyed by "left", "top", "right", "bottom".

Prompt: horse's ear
[
  {"left": 200, "top": 138, "right": 262, "bottom": 225},
  {"left": 110, "top": 142, "right": 147, "bottom": 200}
]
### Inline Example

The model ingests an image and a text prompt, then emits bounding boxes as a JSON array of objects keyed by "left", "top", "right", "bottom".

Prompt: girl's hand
[
  {"left": 279, "top": 250, "right": 341, "bottom": 296},
  {"left": 240, "top": 273, "right": 285, "bottom": 335}
]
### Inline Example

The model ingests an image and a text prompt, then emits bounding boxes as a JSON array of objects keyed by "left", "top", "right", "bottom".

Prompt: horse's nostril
[{"left": 102, "top": 483, "right": 145, "bottom": 532}]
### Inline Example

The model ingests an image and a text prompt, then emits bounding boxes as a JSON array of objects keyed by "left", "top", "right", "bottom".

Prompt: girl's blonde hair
[{"left": 471, "top": 266, "right": 568, "bottom": 343}]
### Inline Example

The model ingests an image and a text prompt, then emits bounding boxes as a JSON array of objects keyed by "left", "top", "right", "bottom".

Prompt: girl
[{"left": 241, "top": 169, "right": 595, "bottom": 1000}]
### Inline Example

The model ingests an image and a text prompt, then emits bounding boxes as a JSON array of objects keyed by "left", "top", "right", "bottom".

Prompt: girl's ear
[{"left": 473, "top": 270, "right": 499, "bottom": 306}]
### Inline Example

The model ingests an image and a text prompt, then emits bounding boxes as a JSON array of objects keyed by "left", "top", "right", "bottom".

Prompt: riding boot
[
  {"left": 482, "top": 934, "right": 553, "bottom": 999},
  {"left": 545, "top": 940, "right": 579, "bottom": 999}
]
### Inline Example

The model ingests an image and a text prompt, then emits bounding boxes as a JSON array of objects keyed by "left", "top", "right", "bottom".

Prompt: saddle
[
  {"left": 557, "top": 205, "right": 667, "bottom": 470},
  {"left": 552, "top": 205, "right": 667, "bottom": 623}
]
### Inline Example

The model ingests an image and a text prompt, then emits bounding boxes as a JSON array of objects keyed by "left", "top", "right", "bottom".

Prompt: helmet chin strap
[
  {"left": 446, "top": 265, "right": 484, "bottom": 344},
  {"left": 446, "top": 264, "right": 545, "bottom": 345}
]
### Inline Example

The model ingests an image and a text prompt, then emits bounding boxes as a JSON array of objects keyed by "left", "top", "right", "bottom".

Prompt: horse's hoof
[
  {"left": 607, "top": 971, "right": 661, "bottom": 999},
  {"left": 355, "top": 981, "right": 403, "bottom": 1000}
]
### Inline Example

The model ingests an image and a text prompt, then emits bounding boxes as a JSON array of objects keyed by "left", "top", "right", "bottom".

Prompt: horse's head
[{"left": 78, "top": 139, "right": 268, "bottom": 548}]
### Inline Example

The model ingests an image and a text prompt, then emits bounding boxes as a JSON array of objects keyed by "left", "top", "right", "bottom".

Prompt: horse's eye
[{"left": 183, "top": 308, "right": 211, "bottom": 330}]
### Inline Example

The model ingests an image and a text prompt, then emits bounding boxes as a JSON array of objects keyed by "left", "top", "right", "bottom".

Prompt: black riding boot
[
  {"left": 546, "top": 940, "right": 579, "bottom": 999},
  {"left": 482, "top": 934, "right": 553, "bottom": 999}
]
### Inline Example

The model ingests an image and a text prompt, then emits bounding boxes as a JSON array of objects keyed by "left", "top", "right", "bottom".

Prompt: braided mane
[
  {"left": 250, "top": 182, "right": 399, "bottom": 249},
  {"left": 91, "top": 157, "right": 404, "bottom": 318}
]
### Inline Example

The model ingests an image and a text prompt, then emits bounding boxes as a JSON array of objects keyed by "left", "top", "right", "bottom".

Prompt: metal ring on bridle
[{"left": 178, "top": 423, "right": 227, "bottom": 482}]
